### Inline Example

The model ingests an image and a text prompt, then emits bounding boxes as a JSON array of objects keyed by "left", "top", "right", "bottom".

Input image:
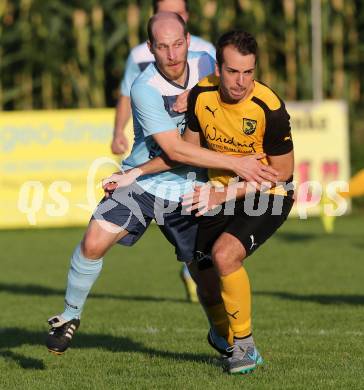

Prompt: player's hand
[
  {"left": 103, "top": 181, "right": 119, "bottom": 197},
  {"left": 172, "top": 90, "right": 190, "bottom": 113},
  {"left": 181, "top": 184, "right": 226, "bottom": 216},
  {"left": 111, "top": 133, "right": 129, "bottom": 155},
  {"left": 230, "top": 154, "right": 278, "bottom": 184},
  {"left": 102, "top": 170, "right": 140, "bottom": 197}
]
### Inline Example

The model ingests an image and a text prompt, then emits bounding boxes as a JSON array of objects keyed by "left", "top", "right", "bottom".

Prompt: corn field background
[{"left": 1, "top": 0, "right": 364, "bottom": 168}]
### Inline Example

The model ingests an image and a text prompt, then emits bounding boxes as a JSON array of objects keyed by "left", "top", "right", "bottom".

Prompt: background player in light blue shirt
[{"left": 111, "top": 0, "right": 215, "bottom": 155}]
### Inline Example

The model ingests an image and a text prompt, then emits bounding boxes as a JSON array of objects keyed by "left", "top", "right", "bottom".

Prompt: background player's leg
[{"left": 180, "top": 263, "right": 198, "bottom": 303}]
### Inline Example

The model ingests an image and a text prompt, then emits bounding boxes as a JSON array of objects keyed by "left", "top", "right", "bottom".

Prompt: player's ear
[
  {"left": 215, "top": 63, "right": 221, "bottom": 77},
  {"left": 147, "top": 40, "right": 154, "bottom": 54},
  {"left": 186, "top": 32, "right": 191, "bottom": 48}
]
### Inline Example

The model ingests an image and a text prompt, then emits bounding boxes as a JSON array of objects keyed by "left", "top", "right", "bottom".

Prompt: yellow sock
[
  {"left": 220, "top": 267, "right": 251, "bottom": 338},
  {"left": 204, "top": 303, "right": 234, "bottom": 345}
]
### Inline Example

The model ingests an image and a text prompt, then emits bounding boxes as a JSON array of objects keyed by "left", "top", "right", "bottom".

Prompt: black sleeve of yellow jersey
[
  {"left": 262, "top": 100, "right": 294, "bottom": 156},
  {"left": 186, "top": 85, "right": 202, "bottom": 133}
]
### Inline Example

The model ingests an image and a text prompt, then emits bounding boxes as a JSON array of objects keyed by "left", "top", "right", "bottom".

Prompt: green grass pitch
[{"left": 0, "top": 215, "right": 363, "bottom": 389}]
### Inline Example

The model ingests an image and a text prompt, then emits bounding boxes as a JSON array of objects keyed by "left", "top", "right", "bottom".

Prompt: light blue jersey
[
  {"left": 121, "top": 35, "right": 215, "bottom": 97},
  {"left": 123, "top": 51, "right": 215, "bottom": 201}
]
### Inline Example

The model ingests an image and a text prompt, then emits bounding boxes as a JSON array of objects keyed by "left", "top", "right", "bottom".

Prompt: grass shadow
[
  {"left": 0, "top": 328, "right": 214, "bottom": 369},
  {"left": 0, "top": 282, "right": 185, "bottom": 304},
  {"left": 276, "top": 231, "right": 363, "bottom": 243},
  {"left": 354, "top": 242, "right": 364, "bottom": 250},
  {"left": 255, "top": 291, "right": 364, "bottom": 305},
  {"left": 275, "top": 232, "right": 319, "bottom": 242},
  {"left": 0, "top": 350, "right": 45, "bottom": 370}
]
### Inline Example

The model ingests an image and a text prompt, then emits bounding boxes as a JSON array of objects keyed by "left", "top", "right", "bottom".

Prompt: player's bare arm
[
  {"left": 103, "top": 127, "right": 278, "bottom": 192},
  {"left": 151, "top": 129, "right": 277, "bottom": 181},
  {"left": 103, "top": 127, "right": 202, "bottom": 193},
  {"left": 111, "top": 95, "right": 131, "bottom": 154},
  {"left": 267, "top": 150, "right": 294, "bottom": 183}
]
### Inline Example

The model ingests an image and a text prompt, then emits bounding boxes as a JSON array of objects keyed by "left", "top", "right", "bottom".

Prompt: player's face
[
  {"left": 216, "top": 45, "right": 256, "bottom": 104},
  {"left": 156, "top": 0, "right": 189, "bottom": 22},
  {"left": 149, "top": 21, "right": 190, "bottom": 84}
]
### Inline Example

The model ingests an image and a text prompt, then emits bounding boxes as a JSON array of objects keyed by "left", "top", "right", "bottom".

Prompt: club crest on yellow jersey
[{"left": 242, "top": 118, "right": 257, "bottom": 135}]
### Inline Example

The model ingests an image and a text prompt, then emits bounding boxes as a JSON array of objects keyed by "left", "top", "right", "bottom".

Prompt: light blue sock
[
  {"left": 182, "top": 263, "right": 192, "bottom": 279},
  {"left": 61, "top": 244, "right": 103, "bottom": 321}
]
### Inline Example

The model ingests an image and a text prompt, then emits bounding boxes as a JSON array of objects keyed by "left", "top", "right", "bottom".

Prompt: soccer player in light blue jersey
[
  {"left": 45, "top": 12, "right": 274, "bottom": 358},
  {"left": 46, "top": 13, "right": 223, "bottom": 354},
  {"left": 112, "top": 0, "right": 215, "bottom": 302}
]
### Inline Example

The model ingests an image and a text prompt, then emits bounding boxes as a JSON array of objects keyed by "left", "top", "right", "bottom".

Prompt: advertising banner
[
  {"left": 0, "top": 101, "right": 350, "bottom": 229},
  {"left": 287, "top": 100, "right": 350, "bottom": 218},
  {"left": 0, "top": 109, "right": 133, "bottom": 228}
]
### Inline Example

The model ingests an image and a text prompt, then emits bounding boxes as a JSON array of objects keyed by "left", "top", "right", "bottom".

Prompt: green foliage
[
  {"left": 0, "top": 0, "right": 133, "bottom": 109},
  {"left": 0, "top": 0, "right": 363, "bottom": 163},
  {"left": 0, "top": 0, "right": 363, "bottom": 108},
  {"left": 0, "top": 218, "right": 364, "bottom": 389}
]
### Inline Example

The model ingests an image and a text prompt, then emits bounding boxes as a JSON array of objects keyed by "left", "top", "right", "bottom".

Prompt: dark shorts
[
  {"left": 195, "top": 192, "right": 294, "bottom": 260},
  {"left": 92, "top": 183, "right": 198, "bottom": 262}
]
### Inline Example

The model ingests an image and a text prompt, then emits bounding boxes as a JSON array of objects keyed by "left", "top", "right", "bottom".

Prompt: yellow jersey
[{"left": 187, "top": 74, "right": 293, "bottom": 193}]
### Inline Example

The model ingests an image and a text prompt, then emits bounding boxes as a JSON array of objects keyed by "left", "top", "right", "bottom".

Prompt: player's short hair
[
  {"left": 147, "top": 12, "right": 188, "bottom": 45},
  {"left": 153, "top": 0, "right": 189, "bottom": 14},
  {"left": 216, "top": 30, "right": 258, "bottom": 69}
]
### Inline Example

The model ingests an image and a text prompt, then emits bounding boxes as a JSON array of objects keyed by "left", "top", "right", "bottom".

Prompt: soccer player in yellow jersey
[
  {"left": 183, "top": 30, "right": 294, "bottom": 374},
  {"left": 103, "top": 30, "right": 294, "bottom": 374}
]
